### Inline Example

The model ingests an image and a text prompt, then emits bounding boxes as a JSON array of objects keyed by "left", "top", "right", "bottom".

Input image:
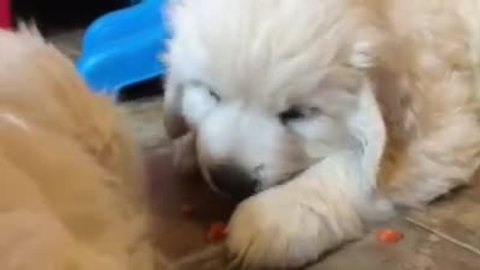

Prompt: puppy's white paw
[{"left": 227, "top": 187, "right": 361, "bottom": 268}]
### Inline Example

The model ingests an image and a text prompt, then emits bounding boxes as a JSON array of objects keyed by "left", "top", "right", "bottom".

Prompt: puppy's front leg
[{"left": 227, "top": 150, "right": 391, "bottom": 268}]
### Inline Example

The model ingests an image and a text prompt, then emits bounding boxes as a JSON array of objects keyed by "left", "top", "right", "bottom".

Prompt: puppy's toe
[{"left": 226, "top": 188, "right": 341, "bottom": 268}]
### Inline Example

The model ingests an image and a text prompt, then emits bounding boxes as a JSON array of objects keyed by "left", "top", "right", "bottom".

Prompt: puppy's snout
[{"left": 208, "top": 165, "right": 258, "bottom": 200}]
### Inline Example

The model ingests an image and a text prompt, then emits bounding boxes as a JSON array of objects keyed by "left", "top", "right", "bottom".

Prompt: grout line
[{"left": 405, "top": 217, "right": 480, "bottom": 257}]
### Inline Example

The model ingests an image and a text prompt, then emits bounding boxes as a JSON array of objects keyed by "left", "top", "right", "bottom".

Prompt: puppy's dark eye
[
  {"left": 278, "top": 106, "right": 321, "bottom": 124},
  {"left": 279, "top": 107, "right": 305, "bottom": 123},
  {"left": 188, "top": 80, "right": 221, "bottom": 102},
  {"left": 208, "top": 89, "right": 221, "bottom": 102}
]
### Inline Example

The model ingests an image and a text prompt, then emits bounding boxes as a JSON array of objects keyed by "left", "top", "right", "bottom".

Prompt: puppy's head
[{"left": 164, "top": 0, "right": 387, "bottom": 200}]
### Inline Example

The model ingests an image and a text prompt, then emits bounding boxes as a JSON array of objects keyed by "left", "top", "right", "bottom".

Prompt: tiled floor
[
  {"left": 145, "top": 151, "right": 235, "bottom": 270},
  {"left": 140, "top": 147, "right": 480, "bottom": 270},
  {"left": 50, "top": 30, "right": 480, "bottom": 269}
]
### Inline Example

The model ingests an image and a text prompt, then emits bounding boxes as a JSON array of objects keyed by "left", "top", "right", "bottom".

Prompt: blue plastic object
[{"left": 76, "top": 0, "right": 171, "bottom": 96}]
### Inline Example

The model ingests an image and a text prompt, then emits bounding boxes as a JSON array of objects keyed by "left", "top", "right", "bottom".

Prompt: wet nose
[{"left": 208, "top": 165, "right": 258, "bottom": 200}]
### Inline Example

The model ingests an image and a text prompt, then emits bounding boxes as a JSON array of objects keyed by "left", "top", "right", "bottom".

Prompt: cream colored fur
[
  {"left": 164, "top": 0, "right": 480, "bottom": 268},
  {"left": 0, "top": 29, "right": 155, "bottom": 270}
]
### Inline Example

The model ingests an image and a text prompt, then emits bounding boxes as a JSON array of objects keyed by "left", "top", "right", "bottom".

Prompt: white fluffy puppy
[{"left": 163, "top": 0, "right": 480, "bottom": 268}]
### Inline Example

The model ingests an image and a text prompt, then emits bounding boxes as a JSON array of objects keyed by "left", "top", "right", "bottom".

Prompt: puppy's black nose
[{"left": 208, "top": 165, "right": 258, "bottom": 200}]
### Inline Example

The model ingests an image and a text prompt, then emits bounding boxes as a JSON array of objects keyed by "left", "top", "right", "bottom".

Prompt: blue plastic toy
[{"left": 76, "top": 0, "right": 171, "bottom": 96}]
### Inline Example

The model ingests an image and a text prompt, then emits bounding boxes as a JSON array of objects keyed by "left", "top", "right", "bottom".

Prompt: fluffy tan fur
[
  {"left": 368, "top": 0, "right": 480, "bottom": 205},
  {"left": 0, "top": 29, "right": 155, "bottom": 270}
]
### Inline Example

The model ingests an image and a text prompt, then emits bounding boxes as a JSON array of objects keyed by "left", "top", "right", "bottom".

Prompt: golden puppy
[
  {"left": 0, "top": 29, "right": 154, "bottom": 270},
  {"left": 163, "top": 0, "right": 480, "bottom": 268}
]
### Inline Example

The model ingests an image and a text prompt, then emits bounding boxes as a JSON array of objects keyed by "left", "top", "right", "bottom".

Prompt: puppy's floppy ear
[
  {"left": 163, "top": 80, "right": 190, "bottom": 139},
  {"left": 345, "top": 37, "right": 386, "bottom": 181},
  {"left": 346, "top": 80, "right": 386, "bottom": 184}
]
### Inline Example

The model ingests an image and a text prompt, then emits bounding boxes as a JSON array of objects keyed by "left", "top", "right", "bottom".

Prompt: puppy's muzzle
[{"left": 208, "top": 165, "right": 258, "bottom": 200}]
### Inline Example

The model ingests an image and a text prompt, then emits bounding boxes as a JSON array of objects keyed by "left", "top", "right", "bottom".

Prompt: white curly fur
[{"left": 164, "top": 0, "right": 480, "bottom": 267}]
